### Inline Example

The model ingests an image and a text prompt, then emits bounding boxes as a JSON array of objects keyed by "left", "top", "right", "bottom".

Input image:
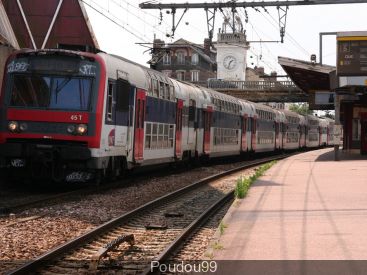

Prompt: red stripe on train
[
  {"left": 7, "top": 109, "right": 89, "bottom": 123},
  {"left": 0, "top": 132, "right": 94, "bottom": 144}
]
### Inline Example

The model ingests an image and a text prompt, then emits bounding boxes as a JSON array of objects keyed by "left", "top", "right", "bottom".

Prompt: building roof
[
  {"left": 278, "top": 56, "right": 335, "bottom": 92},
  {"left": 170, "top": 38, "right": 216, "bottom": 65},
  {"left": 1, "top": 0, "right": 98, "bottom": 49},
  {"left": 0, "top": 1, "right": 18, "bottom": 48}
]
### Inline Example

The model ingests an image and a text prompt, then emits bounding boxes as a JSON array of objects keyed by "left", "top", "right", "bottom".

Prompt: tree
[
  {"left": 288, "top": 103, "right": 313, "bottom": 116},
  {"left": 323, "top": 110, "right": 335, "bottom": 119}
]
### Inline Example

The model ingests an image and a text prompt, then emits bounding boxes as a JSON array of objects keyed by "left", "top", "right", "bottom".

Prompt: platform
[{"left": 212, "top": 148, "right": 367, "bottom": 262}]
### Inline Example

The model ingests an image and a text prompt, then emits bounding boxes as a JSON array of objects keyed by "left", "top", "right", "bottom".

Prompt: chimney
[
  {"left": 153, "top": 39, "right": 164, "bottom": 54},
  {"left": 256, "top": 66, "right": 265, "bottom": 76},
  {"left": 204, "top": 38, "right": 211, "bottom": 55}
]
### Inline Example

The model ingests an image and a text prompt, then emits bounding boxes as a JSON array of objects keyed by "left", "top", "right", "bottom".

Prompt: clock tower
[{"left": 216, "top": 31, "right": 249, "bottom": 81}]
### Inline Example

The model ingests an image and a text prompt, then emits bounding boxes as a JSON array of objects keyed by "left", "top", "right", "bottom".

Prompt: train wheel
[{"left": 92, "top": 169, "right": 105, "bottom": 186}]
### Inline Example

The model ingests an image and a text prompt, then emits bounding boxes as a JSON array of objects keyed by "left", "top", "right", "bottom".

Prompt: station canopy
[
  {"left": 0, "top": 0, "right": 98, "bottom": 49},
  {"left": 0, "top": 1, "right": 18, "bottom": 48},
  {"left": 278, "top": 56, "right": 335, "bottom": 92}
]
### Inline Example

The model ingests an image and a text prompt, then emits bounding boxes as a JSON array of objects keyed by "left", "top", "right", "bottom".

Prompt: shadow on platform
[{"left": 315, "top": 148, "right": 367, "bottom": 162}]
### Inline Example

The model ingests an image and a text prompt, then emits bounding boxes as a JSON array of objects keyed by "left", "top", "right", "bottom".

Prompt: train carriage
[
  {"left": 206, "top": 89, "right": 242, "bottom": 157},
  {"left": 239, "top": 100, "right": 257, "bottom": 153},
  {"left": 306, "top": 115, "right": 321, "bottom": 148},
  {"left": 324, "top": 118, "right": 335, "bottom": 146},
  {"left": 299, "top": 114, "right": 307, "bottom": 148},
  {"left": 0, "top": 48, "right": 335, "bottom": 182},
  {"left": 281, "top": 110, "right": 302, "bottom": 150},
  {"left": 253, "top": 104, "right": 277, "bottom": 153},
  {"left": 319, "top": 118, "right": 329, "bottom": 147},
  {"left": 274, "top": 109, "right": 286, "bottom": 151}
]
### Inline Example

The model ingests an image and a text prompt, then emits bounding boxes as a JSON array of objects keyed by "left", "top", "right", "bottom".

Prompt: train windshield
[{"left": 9, "top": 74, "right": 92, "bottom": 111}]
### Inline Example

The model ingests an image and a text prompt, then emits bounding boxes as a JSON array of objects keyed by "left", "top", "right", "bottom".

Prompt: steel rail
[
  {"left": 142, "top": 189, "right": 234, "bottom": 275},
  {"left": 8, "top": 154, "right": 291, "bottom": 275}
]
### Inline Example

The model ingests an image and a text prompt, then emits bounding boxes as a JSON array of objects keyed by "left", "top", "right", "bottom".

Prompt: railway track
[{"left": 8, "top": 153, "right": 291, "bottom": 275}]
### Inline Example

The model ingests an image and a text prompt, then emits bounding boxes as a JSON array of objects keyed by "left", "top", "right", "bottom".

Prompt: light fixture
[{"left": 8, "top": 121, "right": 19, "bottom": 132}]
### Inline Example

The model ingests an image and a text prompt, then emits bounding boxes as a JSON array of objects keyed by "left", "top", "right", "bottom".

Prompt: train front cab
[{"left": 0, "top": 49, "right": 106, "bottom": 181}]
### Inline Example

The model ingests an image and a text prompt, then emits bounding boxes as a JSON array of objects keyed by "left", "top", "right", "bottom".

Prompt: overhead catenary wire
[
  {"left": 109, "top": 0, "right": 168, "bottom": 37},
  {"left": 81, "top": 0, "right": 150, "bottom": 42},
  {"left": 260, "top": 8, "right": 310, "bottom": 57}
]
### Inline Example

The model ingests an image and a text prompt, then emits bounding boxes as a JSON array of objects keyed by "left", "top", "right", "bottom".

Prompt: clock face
[{"left": 223, "top": 55, "right": 237, "bottom": 70}]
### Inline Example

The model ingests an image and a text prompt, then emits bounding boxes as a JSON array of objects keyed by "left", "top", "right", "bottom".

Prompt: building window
[
  {"left": 163, "top": 53, "right": 171, "bottom": 65},
  {"left": 191, "top": 53, "right": 199, "bottom": 65},
  {"left": 176, "top": 71, "right": 185, "bottom": 81},
  {"left": 191, "top": 71, "right": 199, "bottom": 82},
  {"left": 177, "top": 51, "right": 185, "bottom": 65}
]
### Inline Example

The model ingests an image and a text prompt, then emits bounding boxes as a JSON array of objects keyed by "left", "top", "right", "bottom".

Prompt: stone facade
[{"left": 150, "top": 38, "right": 216, "bottom": 86}]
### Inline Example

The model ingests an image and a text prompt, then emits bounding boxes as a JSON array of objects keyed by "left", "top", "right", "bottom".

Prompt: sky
[{"left": 83, "top": 0, "right": 367, "bottom": 76}]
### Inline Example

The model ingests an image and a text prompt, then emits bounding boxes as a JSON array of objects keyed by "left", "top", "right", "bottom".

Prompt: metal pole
[
  {"left": 334, "top": 92, "right": 341, "bottom": 161},
  {"left": 319, "top": 32, "right": 323, "bottom": 65}
]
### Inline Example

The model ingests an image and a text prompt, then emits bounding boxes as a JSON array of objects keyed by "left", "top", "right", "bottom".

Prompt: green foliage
[
  {"left": 288, "top": 103, "right": 313, "bottom": 116},
  {"left": 219, "top": 221, "right": 227, "bottom": 235},
  {"left": 212, "top": 242, "right": 224, "bottom": 250},
  {"left": 235, "top": 161, "right": 277, "bottom": 199}
]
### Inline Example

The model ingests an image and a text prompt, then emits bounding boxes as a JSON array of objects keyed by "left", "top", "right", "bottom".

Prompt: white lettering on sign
[
  {"left": 344, "top": 54, "right": 354, "bottom": 59},
  {"left": 7, "top": 61, "right": 29, "bottom": 73},
  {"left": 70, "top": 114, "right": 83, "bottom": 121},
  {"left": 11, "top": 159, "right": 25, "bottom": 167},
  {"left": 79, "top": 64, "right": 96, "bottom": 76},
  {"left": 66, "top": 171, "right": 92, "bottom": 182}
]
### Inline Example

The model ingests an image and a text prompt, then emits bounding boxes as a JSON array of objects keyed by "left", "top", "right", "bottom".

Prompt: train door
[
  {"left": 241, "top": 115, "right": 248, "bottom": 152},
  {"left": 299, "top": 124, "right": 302, "bottom": 148},
  {"left": 251, "top": 117, "right": 257, "bottom": 151},
  {"left": 275, "top": 122, "right": 279, "bottom": 150},
  {"left": 282, "top": 123, "right": 287, "bottom": 149},
  {"left": 318, "top": 126, "right": 322, "bottom": 147},
  {"left": 175, "top": 99, "right": 184, "bottom": 158},
  {"left": 133, "top": 89, "right": 146, "bottom": 162},
  {"left": 115, "top": 78, "right": 132, "bottom": 147},
  {"left": 203, "top": 106, "right": 213, "bottom": 154},
  {"left": 360, "top": 113, "right": 367, "bottom": 154}
]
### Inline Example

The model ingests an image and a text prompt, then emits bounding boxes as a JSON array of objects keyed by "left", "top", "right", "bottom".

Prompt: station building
[{"left": 280, "top": 31, "right": 367, "bottom": 155}]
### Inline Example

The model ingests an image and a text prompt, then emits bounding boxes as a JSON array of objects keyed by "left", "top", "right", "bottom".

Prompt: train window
[
  {"left": 116, "top": 78, "right": 130, "bottom": 111},
  {"left": 147, "top": 78, "right": 152, "bottom": 95},
  {"left": 169, "top": 125, "right": 174, "bottom": 147},
  {"left": 165, "top": 84, "right": 170, "bottom": 99},
  {"left": 170, "top": 85, "right": 175, "bottom": 101},
  {"left": 106, "top": 81, "right": 114, "bottom": 122},
  {"left": 152, "top": 79, "right": 159, "bottom": 97},
  {"left": 145, "top": 123, "right": 151, "bottom": 149},
  {"left": 159, "top": 82, "right": 165, "bottom": 98},
  {"left": 163, "top": 126, "right": 168, "bottom": 147},
  {"left": 189, "top": 100, "right": 195, "bottom": 122}
]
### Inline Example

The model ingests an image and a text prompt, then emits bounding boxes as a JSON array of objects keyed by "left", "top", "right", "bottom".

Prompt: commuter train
[{"left": 0, "top": 49, "right": 334, "bottom": 182}]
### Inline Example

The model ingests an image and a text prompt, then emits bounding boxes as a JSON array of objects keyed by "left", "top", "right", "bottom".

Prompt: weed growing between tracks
[{"left": 235, "top": 161, "right": 277, "bottom": 199}]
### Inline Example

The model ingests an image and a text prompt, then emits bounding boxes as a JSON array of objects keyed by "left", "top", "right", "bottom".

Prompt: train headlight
[
  {"left": 19, "top": 123, "right": 27, "bottom": 131},
  {"left": 67, "top": 125, "right": 76, "bottom": 134},
  {"left": 76, "top": 124, "right": 87, "bottom": 135},
  {"left": 8, "top": 121, "right": 19, "bottom": 132}
]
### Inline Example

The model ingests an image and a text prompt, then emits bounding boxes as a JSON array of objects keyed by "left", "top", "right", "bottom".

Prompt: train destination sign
[{"left": 337, "top": 36, "right": 367, "bottom": 76}]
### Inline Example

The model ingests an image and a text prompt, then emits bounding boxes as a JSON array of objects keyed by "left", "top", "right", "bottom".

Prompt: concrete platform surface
[{"left": 213, "top": 148, "right": 367, "bottom": 260}]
